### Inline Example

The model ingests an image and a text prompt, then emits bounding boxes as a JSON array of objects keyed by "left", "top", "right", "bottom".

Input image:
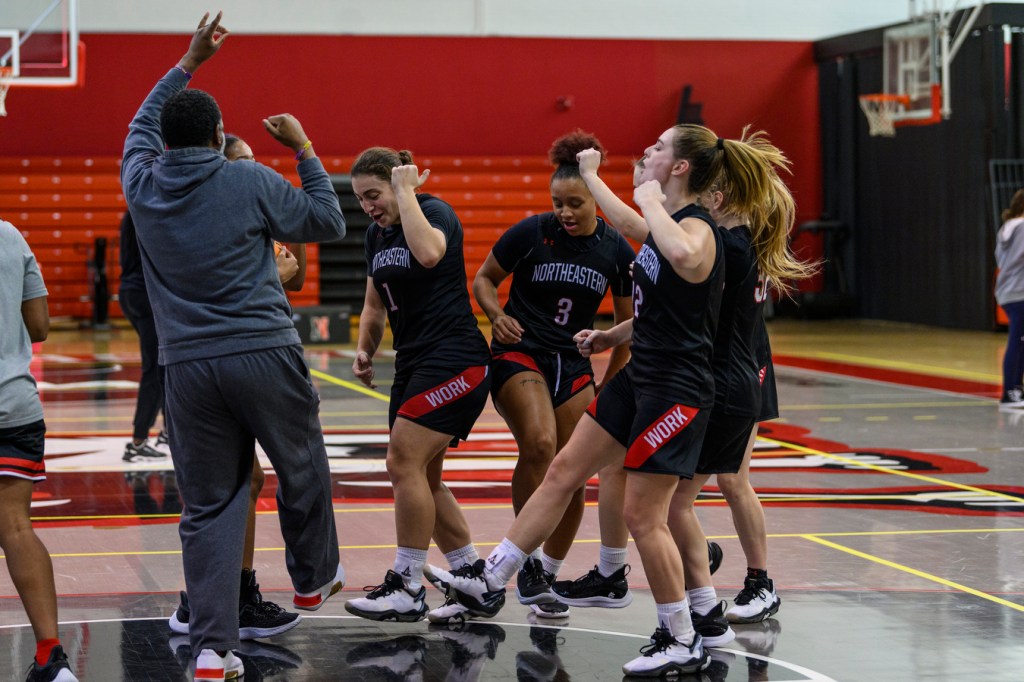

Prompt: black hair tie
[{"left": 716, "top": 138, "right": 725, "bottom": 151}]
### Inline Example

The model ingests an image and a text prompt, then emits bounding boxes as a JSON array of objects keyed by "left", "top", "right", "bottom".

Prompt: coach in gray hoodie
[{"left": 121, "top": 13, "right": 346, "bottom": 676}]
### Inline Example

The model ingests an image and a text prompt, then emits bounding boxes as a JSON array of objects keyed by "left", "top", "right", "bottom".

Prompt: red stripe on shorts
[
  {"left": 571, "top": 374, "right": 593, "bottom": 395},
  {"left": 398, "top": 365, "right": 489, "bottom": 419},
  {"left": 492, "top": 351, "right": 542, "bottom": 375},
  {"left": 0, "top": 457, "right": 44, "bottom": 473},
  {"left": 625, "top": 404, "right": 699, "bottom": 469}
]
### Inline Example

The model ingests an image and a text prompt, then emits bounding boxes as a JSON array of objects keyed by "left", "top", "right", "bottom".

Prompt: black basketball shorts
[
  {"left": 0, "top": 419, "right": 47, "bottom": 482},
  {"left": 586, "top": 367, "right": 709, "bottom": 479},
  {"left": 758, "top": 358, "right": 779, "bottom": 421},
  {"left": 695, "top": 411, "right": 757, "bottom": 475},
  {"left": 490, "top": 347, "right": 594, "bottom": 408},
  {"left": 391, "top": 364, "right": 491, "bottom": 445}
]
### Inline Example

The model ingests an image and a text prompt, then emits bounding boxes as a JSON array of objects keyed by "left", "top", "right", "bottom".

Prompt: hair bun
[
  {"left": 397, "top": 150, "right": 415, "bottom": 165},
  {"left": 549, "top": 129, "right": 605, "bottom": 167}
]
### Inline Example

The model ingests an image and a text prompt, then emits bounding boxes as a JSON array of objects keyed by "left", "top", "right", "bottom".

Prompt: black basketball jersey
[
  {"left": 712, "top": 225, "right": 763, "bottom": 416},
  {"left": 365, "top": 193, "right": 489, "bottom": 368},
  {"left": 629, "top": 204, "right": 724, "bottom": 406},
  {"left": 491, "top": 213, "right": 635, "bottom": 353}
]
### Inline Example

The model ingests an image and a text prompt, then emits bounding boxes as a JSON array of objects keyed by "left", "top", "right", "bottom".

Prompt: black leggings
[{"left": 119, "top": 287, "right": 164, "bottom": 441}]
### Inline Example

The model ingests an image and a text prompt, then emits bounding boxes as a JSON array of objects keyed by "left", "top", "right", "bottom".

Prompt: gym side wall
[{"left": 0, "top": 33, "right": 823, "bottom": 237}]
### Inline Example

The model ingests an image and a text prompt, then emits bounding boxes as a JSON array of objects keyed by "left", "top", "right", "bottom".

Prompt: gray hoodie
[
  {"left": 121, "top": 68, "right": 345, "bottom": 364},
  {"left": 996, "top": 217, "right": 1024, "bottom": 306}
]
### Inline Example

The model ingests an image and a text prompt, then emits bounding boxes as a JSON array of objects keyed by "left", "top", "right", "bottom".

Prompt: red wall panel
[{"left": 2, "top": 33, "right": 823, "bottom": 289}]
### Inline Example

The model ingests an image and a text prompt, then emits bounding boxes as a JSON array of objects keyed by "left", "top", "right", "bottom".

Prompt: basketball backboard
[
  {"left": 861, "top": 1, "right": 985, "bottom": 135},
  {"left": 883, "top": 20, "right": 941, "bottom": 125},
  {"left": 0, "top": 0, "right": 81, "bottom": 87}
]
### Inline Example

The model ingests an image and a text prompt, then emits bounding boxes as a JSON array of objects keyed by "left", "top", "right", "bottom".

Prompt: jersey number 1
[{"left": 381, "top": 283, "right": 399, "bottom": 312}]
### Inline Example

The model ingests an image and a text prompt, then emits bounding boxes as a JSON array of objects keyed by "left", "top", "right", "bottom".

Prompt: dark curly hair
[
  {"left": 351, "top": 147, "right": 415, "bottom": 182},
  {"left": 549, "top": 130, "right": 605, "bottom": 182},
  {"left": 160, "top": 89, "right": 222, "bottom": 149}
]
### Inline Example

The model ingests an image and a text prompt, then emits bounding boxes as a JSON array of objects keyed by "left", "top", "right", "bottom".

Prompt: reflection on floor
[{"left": 1, "top": 319, "right": 1023, "bottom": 681}]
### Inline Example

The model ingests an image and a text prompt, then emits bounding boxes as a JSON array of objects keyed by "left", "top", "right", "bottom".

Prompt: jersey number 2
[
  {"left": 554, "top": 298, "right": 573, "bottom": 326},
  {"left": 633, "top": 283, "right": 644, "bottom": 319}
]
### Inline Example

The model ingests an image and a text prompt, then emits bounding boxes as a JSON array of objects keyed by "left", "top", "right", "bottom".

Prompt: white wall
[
  {"left": 1, "top": 1, "right": 1018, "bottom": 41},
  {"left": 70, "top": 0, "right": 919, "bottom": 39}
]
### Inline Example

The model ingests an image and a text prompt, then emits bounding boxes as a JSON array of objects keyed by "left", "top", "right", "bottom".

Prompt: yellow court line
[
  {"left": 801, "top": 534, "right": 1024, "bottom": 613},
  {"left": 309, "top": 368, "right": 389, "bottom": 402},
  {"left": 761, "top": 436, "right": 1024, "bottom": 504},
  {"left": 805, "top": 351, "right": 1001, "bottom": 382},
  {"left": 781, "top": 400, "right": 987, "bottom": 411},
  {"left": 14, "top": 527, "right": 1024, "bottom": 560}
]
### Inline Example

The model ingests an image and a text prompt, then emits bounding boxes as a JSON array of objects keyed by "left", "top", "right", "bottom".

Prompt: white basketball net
[
  {"left": 0, "top": 67, "right": 12, "bottom": 117},
  {"left": 859, "top": 95, "right": 906, "bottom": 137}
]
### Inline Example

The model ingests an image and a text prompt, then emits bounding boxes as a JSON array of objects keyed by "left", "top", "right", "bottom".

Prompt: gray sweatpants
[{"left": 164, "top": 344, "right": 340, "bottom": 653}]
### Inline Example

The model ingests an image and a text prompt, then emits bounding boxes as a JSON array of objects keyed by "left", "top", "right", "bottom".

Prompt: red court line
[{"left": 773, "top": 355, "right": 1000, "bottom": 397}]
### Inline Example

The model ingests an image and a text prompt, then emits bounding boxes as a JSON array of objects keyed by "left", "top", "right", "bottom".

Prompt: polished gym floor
[{"left": 1, "top": 319, "right": 1021, "bottom": 681}]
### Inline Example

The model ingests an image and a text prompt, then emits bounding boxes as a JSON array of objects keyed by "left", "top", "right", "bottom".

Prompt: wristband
[
  {"left": 294, "top": 140, "right": 313, "bottom": 161},
  {"left": 174, "top": 64, "right": 193, "bottom": 80}
]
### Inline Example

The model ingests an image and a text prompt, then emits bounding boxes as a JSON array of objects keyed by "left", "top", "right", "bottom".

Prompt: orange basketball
[{"left": 274, "top": 241, "right": 284, "bottom": 256}]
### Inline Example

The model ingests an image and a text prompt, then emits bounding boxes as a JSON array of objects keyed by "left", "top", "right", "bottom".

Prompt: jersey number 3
[{"left": 554, "top": 297, "right": 573, "bottom": 326}]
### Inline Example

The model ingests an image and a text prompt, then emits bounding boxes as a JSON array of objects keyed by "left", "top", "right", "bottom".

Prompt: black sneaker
[
  {"left": 154, "top": 430, "right": 171, "bottom": 454},
  {"left": 123, "top": 440, "right": 167, "bottom": 462},
  {"left": 516, "top": 558, "right": 557, "bottom": 605},
  {"left": 167, "top": 590, "right": 190, "bottom": 635},
  {"left": 1000, "top": 387, "right": 1024, "bottom": 408},
  {"left": 25, "top": 645, "right": 78, "bottom": 682},
  {"left": 551, "top": 565, "right": 632, "bottom": 608},
  {"left": 707, "top": 541, "right": 723, "bottom": 575},
  {"left": 239, "top": 569, "right": 302, "bottom": 638},
  {"left": 690, "top": 601, "right": 735, "bottom": 647},
  {"left": 516, "top": 628, "right": 565, "bottom": 681},
  {"left": 168, "top": 571, "right": 301, "bottom": 639}
]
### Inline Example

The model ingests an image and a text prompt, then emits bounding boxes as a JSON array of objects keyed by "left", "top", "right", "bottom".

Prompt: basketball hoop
[
  {"left": 858, "top": 94, "right": 911, "bottom": 137},
  {"left": 0, "top": 67, "right": 12, "bottom": 117}
]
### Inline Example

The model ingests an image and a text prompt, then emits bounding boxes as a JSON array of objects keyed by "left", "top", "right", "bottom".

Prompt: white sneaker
[
  {"left": 293, "top": 564, "right": 345, "bottom": 611},
  {"left": 733, "top": 617, "right": 782, "bottom": 654},
  {"left": 428, "top": 596, "right": 475, "bottom": 624},
  {"left": 426, "top": 559, "right": 507, "bottom": 618},
  {"left": 346, "top": 634, "right": 427, "bottom": 680},
  {"left": 344, "top": 569, "right": 428, "bottom": 622},
  {"left": 622, "top": 629, "right": 708, "bottom": 677},
  {"left": 193, "top": 648, "right": 244, "bottom": 681},
  {"left": 726, "top": 576, "right": 781, "bottom": 624}
]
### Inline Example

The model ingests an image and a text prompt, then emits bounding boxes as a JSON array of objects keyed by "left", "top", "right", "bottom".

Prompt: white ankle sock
[
  {"left": 484, "top": 538, "right": 528, "bottom": 587},
  {"left": 598, "top": 545, "right": 629, "bottom": 577},
  {"left": 394, "top": 547, "right": 428, "bottom": 590},
  {"left": 540, "top": 550, "right": 564, "bottom": 577},
  {"left": 444, "top": 544, "right": 479, "bottom": 570},
  {"left": 687, "top": 586, "right": 717, "bottom": 615},
  {"left": 530, "top": 548, "right": 542, "bottom": 561},
  {"left": 656, "top": 599, "right": 696, "bottom": 642}
]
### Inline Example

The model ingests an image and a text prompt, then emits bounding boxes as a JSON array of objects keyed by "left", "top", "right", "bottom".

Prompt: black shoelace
[
  {"left": 639, "top": 627, "right": 678, "bottom": 656},
  {"left": 734, "top": 578, "right": 769, "bottom": 605}
]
